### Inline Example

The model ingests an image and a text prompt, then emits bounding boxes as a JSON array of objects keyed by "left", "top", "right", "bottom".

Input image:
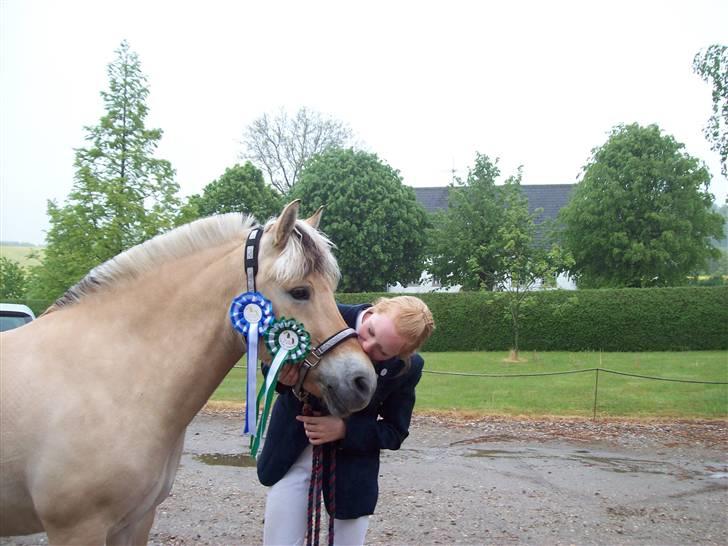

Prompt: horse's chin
[
  {"left": 319, "top": 389, "right": 352, "bottom": 419},
  {"left": 302, "top": 378, "right": 349, "bottom": 418}
]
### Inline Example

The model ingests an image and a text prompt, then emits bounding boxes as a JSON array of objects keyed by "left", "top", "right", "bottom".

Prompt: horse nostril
[{"left": 353, "top": 375, "right": 372, "bottom": 395}]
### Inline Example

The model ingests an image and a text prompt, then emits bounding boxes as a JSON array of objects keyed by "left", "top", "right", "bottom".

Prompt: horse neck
[{"left": 100, "top": 240, "right": 246, "bottom": 429}]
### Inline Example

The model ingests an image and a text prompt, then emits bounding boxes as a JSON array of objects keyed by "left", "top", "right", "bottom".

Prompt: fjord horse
[{"left": 0, "top": 201, "right": 376, "bottom": 545}]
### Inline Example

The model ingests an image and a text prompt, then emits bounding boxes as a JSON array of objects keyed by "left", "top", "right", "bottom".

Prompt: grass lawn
[
  {"left": 0, "top": 245, "right": 44, "bottom": 266},
  {"left": 212, "top": 351, "right": 727, "bottom": 419}
]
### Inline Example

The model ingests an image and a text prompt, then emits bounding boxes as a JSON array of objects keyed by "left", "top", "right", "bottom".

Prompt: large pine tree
[{"left": 30, "top": 41, "right": 180, "bottom": 303}]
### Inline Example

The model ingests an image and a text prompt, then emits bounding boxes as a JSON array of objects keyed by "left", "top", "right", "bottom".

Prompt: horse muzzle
[{"left": 298, "top": 351, "right": 376, "bottom": 417}]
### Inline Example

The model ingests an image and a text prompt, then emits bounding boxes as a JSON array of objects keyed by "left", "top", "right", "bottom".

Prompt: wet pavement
[{"left": 2, "top": 410, "right": 726, "bottom": 545}]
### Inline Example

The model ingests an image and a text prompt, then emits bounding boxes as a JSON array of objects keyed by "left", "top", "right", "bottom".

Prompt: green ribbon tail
[{"left": 250, "top": 349, "right": 290, "bottom": 458}]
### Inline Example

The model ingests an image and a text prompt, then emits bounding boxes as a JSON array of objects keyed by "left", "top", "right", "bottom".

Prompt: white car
[{"left": 0, "top": 303, "right": 36, "bottom": 332}]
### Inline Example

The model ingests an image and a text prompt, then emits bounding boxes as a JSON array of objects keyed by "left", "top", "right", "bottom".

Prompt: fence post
[{"left": 592, "top": 368, "right": 600, "bottom": 420}]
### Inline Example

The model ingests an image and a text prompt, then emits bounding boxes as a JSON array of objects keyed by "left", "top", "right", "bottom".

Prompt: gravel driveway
[{"left": 3, "top": 409, "right": 726, "bottom": 545}]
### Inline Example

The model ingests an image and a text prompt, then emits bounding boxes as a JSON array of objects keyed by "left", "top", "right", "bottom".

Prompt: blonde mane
[
  {"left": 264, "top": 217, "right": 340, "bottom": 289},
  {"left": 47, "top": 212, "right": 341, "bottom": 313}
]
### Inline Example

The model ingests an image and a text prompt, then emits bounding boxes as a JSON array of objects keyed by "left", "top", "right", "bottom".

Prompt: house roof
[{"left": 413, "top": 184, "right": 575, "bottom": 223}]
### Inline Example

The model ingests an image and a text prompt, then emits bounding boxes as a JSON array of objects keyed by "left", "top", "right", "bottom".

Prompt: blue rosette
[
  {"left": 229, "top": 291, "right": 274, "bottom": 336},
  {"left": 229, "top": 291, "right": 275, "bottom": 436}
]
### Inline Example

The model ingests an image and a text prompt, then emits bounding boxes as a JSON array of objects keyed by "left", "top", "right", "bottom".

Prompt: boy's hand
[{"left": 296, "top": 414, "right": 346, "bottom": 445}]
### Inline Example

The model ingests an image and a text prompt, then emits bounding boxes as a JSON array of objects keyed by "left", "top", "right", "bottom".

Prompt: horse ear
[
  {"left": 274, "top": 200, "right": 301, "bottom": 248},
  {"left": 304, "top": 205, "right": 325, "bottom": 229}
]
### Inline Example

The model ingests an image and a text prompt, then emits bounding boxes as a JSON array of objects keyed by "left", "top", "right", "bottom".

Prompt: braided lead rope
[
  {"left": 303, "top": 403, "right": 336, "bottom": 546},
  {"left": 313, "top": 444, "right": 323, "bottom": 546},
  {"left": 327, "top": 445, "right": 336, "bottom": 546},
  {"left": 304, "top": 404, "right": 316, "bottom": 546}
]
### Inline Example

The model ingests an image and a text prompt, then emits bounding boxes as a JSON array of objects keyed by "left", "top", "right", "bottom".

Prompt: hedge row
[
  {"left": 9, "top": 287, "right": 726, "bottom": 352},
  {"left": 337, "top": 287, "right": 728, "bottom": 352}
]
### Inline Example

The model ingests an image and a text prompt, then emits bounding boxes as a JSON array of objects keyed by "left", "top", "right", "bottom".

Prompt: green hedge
[
  {"left": 337, "top": 287, "right": 728, "bottom": 352},
  {"left": 10, "top": 288, "right": 726, "bottom": 352}
]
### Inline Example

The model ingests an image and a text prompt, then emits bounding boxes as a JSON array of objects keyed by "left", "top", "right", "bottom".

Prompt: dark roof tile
[{"left": 413, "top": 184, "right": 575, "bottom": 223}]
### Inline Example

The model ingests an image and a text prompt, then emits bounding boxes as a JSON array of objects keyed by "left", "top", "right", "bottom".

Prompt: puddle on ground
[
  {"left": 193, "top": 453, "right": 256, "bottom": 467},
  {"left": 465, "top": 449, "right": 533, "bottom": 458},
  {"left": 571, "top": 454, "right": 684, "bottom": 476},
  {"left": 464, "top": 448, "right": 698, "bottom": 479}
]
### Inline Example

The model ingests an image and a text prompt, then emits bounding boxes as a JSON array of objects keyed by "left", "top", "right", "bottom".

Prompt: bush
[{"left": 337, "top": 287, "right": 728, "bottom": 352}]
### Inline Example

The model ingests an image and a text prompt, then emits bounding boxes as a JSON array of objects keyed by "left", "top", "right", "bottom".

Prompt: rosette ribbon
[
  {"left": 249, "top": 317, "right": 311, "bottom": 457},
  {"left": 229, "top": 291, "right": 274, "bottom": 435}
]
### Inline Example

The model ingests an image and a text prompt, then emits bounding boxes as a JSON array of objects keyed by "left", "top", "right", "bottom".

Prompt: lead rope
[{"left": 304, "top": 403, "right": 336, "bottom": 546}]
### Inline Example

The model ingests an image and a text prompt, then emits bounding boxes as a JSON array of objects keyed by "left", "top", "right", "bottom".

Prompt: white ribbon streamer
[{"left": 245, "top": 324, "right": 260, "bottom": 434}]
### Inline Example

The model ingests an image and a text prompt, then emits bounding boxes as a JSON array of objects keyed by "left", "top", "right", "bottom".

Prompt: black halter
[
  {"left": 292, "top": 327, "right": 358, "bottom": 402},
  {"left": 245, "top": 226, "right": 263, "bottom": 293},
  {"left": 244, "top": 224, "right": 358, "bottom": 401}
]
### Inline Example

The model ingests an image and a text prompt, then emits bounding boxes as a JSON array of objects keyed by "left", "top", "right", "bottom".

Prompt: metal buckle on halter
[
  {"left": 303, "top": 346, "right": 324, "bottom": 370},
  {"left": 293, "top": 349, "right": 321, "bottom": 402}
]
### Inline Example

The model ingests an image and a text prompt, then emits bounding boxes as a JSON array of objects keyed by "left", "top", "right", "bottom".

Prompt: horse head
[{"left": 255, "top": 200, "right": 376, "bottom": 416}]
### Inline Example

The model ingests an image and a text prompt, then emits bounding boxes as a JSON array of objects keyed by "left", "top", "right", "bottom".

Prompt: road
[{"left": 3, "top": 410, "right": 726, "bottom": 545}]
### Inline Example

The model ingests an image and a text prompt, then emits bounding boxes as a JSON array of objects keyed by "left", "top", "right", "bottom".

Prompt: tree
[
  {"left": 29, "top": 41, "right": 180, "bottom": 302},
  {"left": 179, "top": 162, "right": 283, "bottom": 223},
  {"left": 290, "top": 148, "right": 429, "bottom": 292},
  {"left": 0, "top": 257, "right": 28, "bottom": 300},
  {"left": 693, "top": 44, "right": 727, "bottom": 179},
  {"left": 241, "top": 107, "right": 353, "bottom": 194},
  {"left": 698, "top": 203, "right": 728, "bottom": 278},
  {"left": 558, "top": 123, "right": 725, "bottom": 288},
  {"left": 483, "top": 179, "right": 573, "bottom": 360},
  {"left": 428, "top": 153, "right": 511, "bottom": 291}
]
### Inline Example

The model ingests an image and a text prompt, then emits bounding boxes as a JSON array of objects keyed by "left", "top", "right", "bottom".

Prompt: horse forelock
[
  {"left": 47, "top": 213, "right": 256, "bottom": 313},
  {"left": 264, "top": 218, "right": 341, "bottom": 290}
]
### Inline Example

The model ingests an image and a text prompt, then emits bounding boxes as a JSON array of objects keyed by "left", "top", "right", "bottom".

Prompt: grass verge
[{"left": 211, "top": 351, "right": 727, "bottom": 419}]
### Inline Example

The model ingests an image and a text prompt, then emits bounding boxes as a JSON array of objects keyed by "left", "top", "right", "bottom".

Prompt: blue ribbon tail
[{"left": 244, "top": 327, "right": 259, "bottom": 434}]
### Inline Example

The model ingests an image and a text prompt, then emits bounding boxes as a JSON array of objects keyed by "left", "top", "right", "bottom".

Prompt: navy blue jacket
[{"left": 256, "top": 303, "right": 424, "bottom": 519}]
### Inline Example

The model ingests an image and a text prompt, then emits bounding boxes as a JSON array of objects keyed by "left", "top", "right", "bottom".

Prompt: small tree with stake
[{"left": 476, "top": 175, "right": 573, "bottom": 362}]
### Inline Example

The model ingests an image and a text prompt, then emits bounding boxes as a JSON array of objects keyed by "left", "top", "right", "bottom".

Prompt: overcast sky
[{"left": 1, "top": 0, "right": 726, "bottom": 244}]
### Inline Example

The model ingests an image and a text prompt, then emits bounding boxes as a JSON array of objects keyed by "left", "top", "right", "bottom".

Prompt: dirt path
[{"left": 3, "top": 410, "right": 726, "bottom": 545}]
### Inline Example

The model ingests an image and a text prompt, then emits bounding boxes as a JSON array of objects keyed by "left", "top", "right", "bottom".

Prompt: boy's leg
[
  {"left": 333, "top": 515, "right": 370, "bottom": 546},
  {"left": 263, "top": 445, "right": 313, "bottom": 546}
]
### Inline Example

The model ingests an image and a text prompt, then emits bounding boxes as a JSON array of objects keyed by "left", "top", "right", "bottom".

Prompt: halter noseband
[
  {"left": 292, "top": 327, "right": 358, "bottom": 402},
  {"left": 244, "top": 224, "right": 358, "bottom": 402}
]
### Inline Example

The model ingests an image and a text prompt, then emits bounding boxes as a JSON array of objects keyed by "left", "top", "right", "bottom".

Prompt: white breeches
[{"left": 263, "top": 445, "right": 370, "bottom": 546}]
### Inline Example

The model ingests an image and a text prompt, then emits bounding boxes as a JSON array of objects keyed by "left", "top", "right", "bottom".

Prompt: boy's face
[{"left": 357, "top": 309, "right": 406, "bottom": 363}]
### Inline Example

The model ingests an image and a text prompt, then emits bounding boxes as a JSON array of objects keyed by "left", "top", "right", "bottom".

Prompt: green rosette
[
  {"left": 251, "top": 317, "right": 312, "bottom": 457},
  {"left": 264, "top": 317, "right": 311, "bottom": 364}
]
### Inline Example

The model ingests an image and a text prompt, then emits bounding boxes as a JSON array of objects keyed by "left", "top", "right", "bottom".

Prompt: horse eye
[{"left": 289, "top": 287, "right": 311, "bottom": 301}]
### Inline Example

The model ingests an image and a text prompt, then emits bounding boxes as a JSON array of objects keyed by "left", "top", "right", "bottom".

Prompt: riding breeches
[{"left": 263, "top": 444, "right": 370, "bottom": 546}]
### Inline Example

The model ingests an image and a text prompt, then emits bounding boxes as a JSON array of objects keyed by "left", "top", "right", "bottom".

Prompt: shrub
[{"left": 337, "top": 287, "right": 728, "bottom": 352}]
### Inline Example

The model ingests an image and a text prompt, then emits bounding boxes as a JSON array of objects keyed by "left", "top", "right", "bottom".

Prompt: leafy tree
[
  {"left": 290, "top": 148, "right": 429, "bottom": 292},
  {"left": 241, "top": 107, "right": 353, "bottom": 194},
  {"left": 558, "top": 123, "right": 725, "bottom": 288},
  {"left": 0, "top": 257, "right": 28, "bottom": 299},
  {"left": 179, "top": 162, "right": 283, "bottom": 223},
  {"left": 483, "top": 179, "right": 573, "bottom": 360},
  {"left": 428, "top": 153, "right": 511, "bottom": 291},
  {"left": 698, "top": 203, "right": 728, "bottom": 277},
  {"left": 693, "top": 44, "right": 727, "bottom": 179},
  {"left": 29, "top": 41, "right": 180, "bottom": 302}
]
